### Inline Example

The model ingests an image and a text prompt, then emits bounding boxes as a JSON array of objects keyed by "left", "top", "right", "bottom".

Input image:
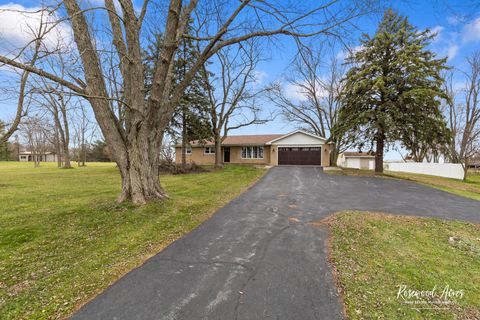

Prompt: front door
[{"left": 223, "top": 147, "right": 230, "bottom": 163}]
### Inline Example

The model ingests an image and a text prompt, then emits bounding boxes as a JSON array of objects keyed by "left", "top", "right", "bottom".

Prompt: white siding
[
  {"left": 345, "top": 158, "right": 361, "bottom": 169},
  {"left": 271, "top": 132, "right": 325, "bottom": 145},
  {"left": 45, "top": 154, "right": 57, "bottom": 162}
]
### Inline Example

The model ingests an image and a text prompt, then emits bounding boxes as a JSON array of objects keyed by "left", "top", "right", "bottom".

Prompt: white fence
[{"left": 385, "top": 162, "right": 464, "bottom": 180}]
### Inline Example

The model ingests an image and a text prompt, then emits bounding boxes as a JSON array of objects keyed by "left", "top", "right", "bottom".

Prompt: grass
[
  {"left": 387, "top": 171, "right": 480, "bottom": 201},
  {"left": 326, "top": 167, "right": 480, "bottom": 201},
  {"left": 0, "top": 162, "right": 266, "bottom": 319},
  {"left": 329, "top": 211, "right": 480, "bottom": 320}
]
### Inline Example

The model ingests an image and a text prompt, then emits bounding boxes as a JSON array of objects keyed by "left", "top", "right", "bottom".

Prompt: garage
[
  {"left": 278, "top": 147, "right": 321, "bottom": 165},
  {"left": 265, "top": 130, "right": 329, "bottom": 166}
]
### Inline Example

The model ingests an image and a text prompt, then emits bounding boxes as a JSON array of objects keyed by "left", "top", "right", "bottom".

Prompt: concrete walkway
[{"left": 72, "top": 166, "right": 480, "bottom": 320}]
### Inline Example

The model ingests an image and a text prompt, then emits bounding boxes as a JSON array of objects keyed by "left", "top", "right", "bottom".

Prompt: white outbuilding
[{"left": 337, "top": 151, "right": 375, "bottom": 170}]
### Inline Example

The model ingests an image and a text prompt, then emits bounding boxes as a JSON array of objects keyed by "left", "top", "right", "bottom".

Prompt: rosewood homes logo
[{"left": 397, "top": 284, "right": 465, "bottom": 309}]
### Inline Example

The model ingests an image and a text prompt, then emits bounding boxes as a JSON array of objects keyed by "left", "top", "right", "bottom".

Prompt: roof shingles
[{"left": 180, "top": 134, "right": 284, "bottom": 147}]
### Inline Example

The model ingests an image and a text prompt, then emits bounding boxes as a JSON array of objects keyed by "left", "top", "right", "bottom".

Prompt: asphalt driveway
[{"left": 72, "top": 166, "right": 480, "bottom": 320}]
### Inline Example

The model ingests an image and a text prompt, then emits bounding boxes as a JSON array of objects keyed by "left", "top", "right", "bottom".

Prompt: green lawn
[
  {"left": 387, "top": 171, "right": 480, "bottom": 201},
  {"left": 329, "top": 211, "right": 480, "bottom": 320},
  {"left": 327, "top": 167, "right": 480, "bottom": 201},
  {"left": 0, "top": 162, "right": 265, "bottom": 319}
]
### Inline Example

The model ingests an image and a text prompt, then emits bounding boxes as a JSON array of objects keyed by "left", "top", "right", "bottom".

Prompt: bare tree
[
  {"left": 0, "top": 0, "right": 377, "bottom": 204},
  {"left": 160, "top": 137, "right": 175, "bottom": 164},
  {"left": 0, "top": 7, "right": 49, "bottom": 144},
  {"left": 202, "top": 42, "right": 270, "bottom": 168},
  {"left": 33, "top": 55, "right": 74, "bottom": 168},
  {"left": 71, "top": 102, "right": 96, "bottom": 167},
  {"left": 39, "top": 89, "right": 73, "bottom": 168},
  {"left": 19, "top": 116, "right": 54, "bottom": 167},
  {"left": 445, "top": 52, "right": 480, "bottom": 180},
  {"left": 269, "top": 45, "right": 348, "bottom": 164}
]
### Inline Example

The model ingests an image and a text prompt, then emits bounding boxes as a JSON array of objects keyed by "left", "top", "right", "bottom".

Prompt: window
[
  {"left": 185, "top": 146, "right": 192, "bottom": 154},
  {"left": 241, "top": 146, "right": 264, "bottom": 159},
  {"left": 204, "top": 147, "right": 215, "bottom": 155}
]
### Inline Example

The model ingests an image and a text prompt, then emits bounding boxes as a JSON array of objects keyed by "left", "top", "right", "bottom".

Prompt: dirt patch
[
  {"left": 308, "top": 215, "right": 336, "bottom": 228},
  {"left": 288, "top": 216, "right": 300, "bottom": 223},
  {"left": 448, "top": 235, "right": 480, "bottom": 257},
  {"left": 7, "top": 281, "right": 29, "bottom": 297}
]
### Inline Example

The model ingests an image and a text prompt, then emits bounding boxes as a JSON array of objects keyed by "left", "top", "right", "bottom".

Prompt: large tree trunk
[
  {"left": 214, "top": 134, "right": 223, "bottom": 168},
  {"left": 116, "top": 123, "right": 167, "bottom": 205},
  {"left": 330, "top": 141, "right": 340, "bottom": 166},
  {"left": 61, "top": 106, "right": 71, "bottom": 168},
  {"left": 63, "top": 143, "right": 71, "bottom": 168},
  {"left": 53, "top": 107, "right": 72, "bottom": 168},
  {"left": 55, "top": 127, "right": 63, "bottom": 168},
  {"left": 34, "top": 153, "right": 40, "bottom": 168},
  {"left": 463, "top": 160, "right": 469, "bottom": 181},
  {"left": 375, "top": 131, "right": 385, "bottom": 173}
]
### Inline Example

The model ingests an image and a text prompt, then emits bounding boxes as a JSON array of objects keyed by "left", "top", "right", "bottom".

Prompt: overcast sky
[{"left": 0, "top": 0, "right": 479, "bottom": 159}]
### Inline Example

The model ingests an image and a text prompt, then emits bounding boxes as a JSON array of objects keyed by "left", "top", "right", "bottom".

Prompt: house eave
[{"left": 265, "top": 130, "right": 327, "bottom": 145}]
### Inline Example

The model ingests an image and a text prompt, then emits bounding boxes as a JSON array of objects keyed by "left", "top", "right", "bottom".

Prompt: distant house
[
  {"left": 19, "top": 151, "right": 57, "bottom": 163},
  {"left": 174, "top": 130, "right": 332, "bottom": 166},
  {"left": 468, "top": 162, "right": 480, "bottom": 170},
  {"left": 337, "top": 151, "right": 375, "bottom": 170}
]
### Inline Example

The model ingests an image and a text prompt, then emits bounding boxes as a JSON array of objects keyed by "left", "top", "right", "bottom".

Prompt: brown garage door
[{"left": 278, "top": 147, "right": 321, "bottom": 165}]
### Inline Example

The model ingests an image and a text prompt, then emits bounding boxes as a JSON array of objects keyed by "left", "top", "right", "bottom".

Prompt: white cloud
[
  {"left": 284, "top": 82, "right": 308, "bottom": 101},
  {"left": 253, "top": 70, "right": 267, "bottom": 85},
  {"left": 447, "top": 15, "right": 462, "bottom": 26},
  {"left": 0, "top": 3, "right": 72, "bottom": 52},
  {"left": 283, "top": 78, "right": 329, "bottom": 102},
  {"left": 430, "top": 25, "right": 444, "bottom": 42},
  {"left": 447, "top": 44, "right": 459, "bottom": 60},
  {"left": 336, "top": 45, "right": 363, "bottom": 62},
  {"left": 462, "top": 17, "right": 480, "bottom": 43}
]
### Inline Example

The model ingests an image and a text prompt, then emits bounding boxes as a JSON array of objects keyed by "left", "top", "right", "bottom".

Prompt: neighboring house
[
  {"left": 175, "top": 130, "right": 331, "bottom": 166},
  {"left": 337, "top": 151, "right": 375, "bottom": 170},
  {"left": 468, "top": 162, "right": 480, "bottom": 170},
  {"left": 18, "top": 151, "right": 57, "bottom": 162}
]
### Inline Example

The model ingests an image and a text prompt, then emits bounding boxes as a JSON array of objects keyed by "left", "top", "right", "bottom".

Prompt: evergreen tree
[
  {"left": 144, "top": 26, "right": 211, "bottom": 168},
  {"left": 336, "top": 9, "right": 449, "bottom": 172},
  {"left": 86, "top": 140, "right": 111, "bottom": 162},
  {"left": 0, "top": 121, "right": 10, "bottom": 160}
]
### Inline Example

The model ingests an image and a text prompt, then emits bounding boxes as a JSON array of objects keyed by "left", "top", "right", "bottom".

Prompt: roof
[
  {"left": 176, "top": 134, "right": 284, "bottom": 147},
  {"left": 19, "top": 151, "right": 55, "bottom": 155},
  {"left": 175, "top": 130, "right": 327, "bottom": 147},
  {"left": 222, "top": 134, "right": 284, "bottom": 145},
  {"left": 343, "top": 151, "right": 376, "bottom": 158}
]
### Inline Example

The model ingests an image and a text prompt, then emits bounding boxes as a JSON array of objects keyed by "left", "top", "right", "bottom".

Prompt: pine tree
[
  {"left": 0, "top": 121, "right": 10, "bottom": 160},
  {"left": 336, "top": 9, "right": 449, "bottom": 172},
  {"left": 172, "top": 26, "right": 211, "bottom": 167},
  {"left": 144, "top": 27, "right": 211, "bottom": 167}
]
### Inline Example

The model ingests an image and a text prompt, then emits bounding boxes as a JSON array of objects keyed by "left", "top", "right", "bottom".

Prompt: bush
[{"left": 159, "top": 160, "right": 209, "bottom": 174}]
